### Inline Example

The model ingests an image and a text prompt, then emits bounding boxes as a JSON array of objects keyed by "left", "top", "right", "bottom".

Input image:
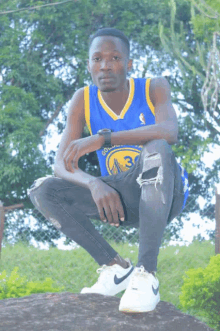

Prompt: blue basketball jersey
[{"left": 84, "top": 77, "right": 189, "bottom": 209}]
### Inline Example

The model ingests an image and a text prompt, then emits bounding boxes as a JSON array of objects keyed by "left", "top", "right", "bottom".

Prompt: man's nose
[{"left": 100, "top": 59, "right": 112, "bottom": 70}]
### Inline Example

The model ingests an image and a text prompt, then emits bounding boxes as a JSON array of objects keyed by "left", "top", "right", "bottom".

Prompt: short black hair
[{"left": 89, "top": 28, "right": 130, "bottom": 57}]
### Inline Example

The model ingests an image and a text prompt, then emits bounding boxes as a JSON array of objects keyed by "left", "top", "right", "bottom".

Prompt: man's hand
[
  {"left": 89, "top": 178, "right": 125, "bottom": 227},
  {"left": 63, "top": 134, "right": 104, "bottom": 172}
]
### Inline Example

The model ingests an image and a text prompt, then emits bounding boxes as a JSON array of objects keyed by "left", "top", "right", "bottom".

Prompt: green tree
[
  {"left": 159, "top": 0, "right": 220, "bottom": 230},
  {"left": 0, "top": 0, "right": 218, "bottom": 246}
]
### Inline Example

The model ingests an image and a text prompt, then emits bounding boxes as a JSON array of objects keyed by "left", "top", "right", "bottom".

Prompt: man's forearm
[
  {"left": 111, "top": 121, "right": 178, "bottom": 145},
  {"left": 54, "top": 162, "right": 97, "bottom": 189}
]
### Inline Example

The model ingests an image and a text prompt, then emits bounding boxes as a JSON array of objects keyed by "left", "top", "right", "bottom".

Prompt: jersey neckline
[{"left": 97, "top": 77, "right": 135, "bottom": 121}]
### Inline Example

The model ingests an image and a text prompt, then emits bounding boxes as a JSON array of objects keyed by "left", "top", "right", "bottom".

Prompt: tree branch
[
  {"left": 191, "top": 0, "right": 219, "bottom": 19},
  {"left": 0, "top": 0, "right": 75, "bottom": 15},
  {"left": 39, "top": 103, "right": 64, "bottom": 137}
]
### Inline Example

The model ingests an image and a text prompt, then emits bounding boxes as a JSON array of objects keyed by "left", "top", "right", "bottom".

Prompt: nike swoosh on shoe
[
  {"left": 152, "top": 284, "right": 159, "bottom": 295},
  {"left": 114, "top": 266, "right": 134, "bottom": 285}
]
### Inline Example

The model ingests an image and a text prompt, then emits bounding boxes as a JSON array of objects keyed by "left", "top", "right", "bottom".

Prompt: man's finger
[
  {"left": 109, "top": 201, "right": 120, "bottom": 226},
  {"left": 96, "top": 203, "right": 106, "bottom": 223},
  {"left": 63, "top": 149, "right": 69, "bottom": 169},
  {"left": 72, "top": 152, "right": 80, "bottom": 170},
  {"left": 115, "top": 200, "right": 125, "bottom": 222},
  {"left": 103, "top": 204, "right": 113, "bottom": 225},
  {"left": 66, "top": 149, "right": 77, "bottom": 172},
  {"left": 63, "top": 143, "right": 73, "bottom": 161},
  {"left": 63, "top": 147, "right": 72, "bottom": 169}
]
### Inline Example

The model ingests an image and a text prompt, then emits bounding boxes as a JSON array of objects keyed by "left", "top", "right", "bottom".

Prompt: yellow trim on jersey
[
  {"left": 84, "top": 86, "right": 92, "bottom": 135},
  {"left": 120, "top": 78, "right": 135, "bottom": 119},
  {"left": 145, "top": 78, "right": 155, "bottom": 116},
  {"left": 98, "top": 89, "right": 118, "bottom": 120},
  {"left": 97, "top": 77, "right": 135, "bottom": 120}
]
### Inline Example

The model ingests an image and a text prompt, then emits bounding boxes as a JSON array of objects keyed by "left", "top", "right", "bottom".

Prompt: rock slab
[{"left": 0, "top": 292, "right": 215, "bottom": 331}]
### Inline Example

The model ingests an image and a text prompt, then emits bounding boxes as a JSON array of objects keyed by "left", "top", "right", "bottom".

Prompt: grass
[{"left": 0, "top": 239, "right": 216, "bottom": 328}]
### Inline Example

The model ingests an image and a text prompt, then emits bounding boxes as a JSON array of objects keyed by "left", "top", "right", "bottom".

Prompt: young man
[{"left": 28, "top": 28, "right": 188, "bottom": 313}]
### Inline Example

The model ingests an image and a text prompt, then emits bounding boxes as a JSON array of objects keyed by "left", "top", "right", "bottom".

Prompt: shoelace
[
  {"left": 130, "top": 266, "right": 151, "bottom": 289},
  {"left": 96, "top": 265, "right": 117, "bottom": 286}
]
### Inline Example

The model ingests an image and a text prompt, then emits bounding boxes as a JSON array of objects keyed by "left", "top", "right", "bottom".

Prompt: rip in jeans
[
  {"left": 49, "top": 217, "right": 62, "bottom": 229},
  {"left": 27, "top": 175, "right": 53, "bottom": 196},
  {"left": 136, "top": 153, "right": 165, "bottom": 203},
  {"left": 34, "top": 196, "right": 62, "bottom": 230}
]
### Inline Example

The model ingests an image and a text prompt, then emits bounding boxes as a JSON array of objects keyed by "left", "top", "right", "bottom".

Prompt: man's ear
[
  {"left": 127, "top": 59, "right": 133, "bottom": 72},
  {"left": 87, "top": 59, "right": 91, "bottom": 73}
]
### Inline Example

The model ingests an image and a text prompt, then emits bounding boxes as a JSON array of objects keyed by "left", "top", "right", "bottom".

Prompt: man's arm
[
  {"left": 54, "top": 77, "right": 177, "bottom": 227},
  {"left": 54, "top": 88, "right": 99, "bottom": 187},
  {"left": 67, "top": 77, "right": 178, "bottom": 170},
  {"left": 54, "top": 88, "right": 125, "bottom": 227},
  {"left": 110, "top": 77, "right": 178, "bottom": 146}
]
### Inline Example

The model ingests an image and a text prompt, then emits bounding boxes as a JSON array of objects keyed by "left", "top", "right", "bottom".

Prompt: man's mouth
[{"left": 100, "top": 76, "right": 114, "bottom": 81}]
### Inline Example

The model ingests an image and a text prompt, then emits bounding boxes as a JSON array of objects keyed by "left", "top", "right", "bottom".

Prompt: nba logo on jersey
[
  {"left": 139, "top": 113, "right": 146, "bottom": 125},
  {"left": 84, "top": 76, "right": 189, "bottom": 210},
  {"left": 85, "top": 78, "right": 155, "bottom": 176}
]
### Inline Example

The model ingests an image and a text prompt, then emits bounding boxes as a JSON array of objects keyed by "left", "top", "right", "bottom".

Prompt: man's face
[{"left": 88, "top": 36, "right": 132, "bottom": 92}]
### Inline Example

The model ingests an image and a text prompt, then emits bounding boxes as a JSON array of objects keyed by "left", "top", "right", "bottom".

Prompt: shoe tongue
[{"left": 136, "top": 268, "right": 156, "bottom": 278}]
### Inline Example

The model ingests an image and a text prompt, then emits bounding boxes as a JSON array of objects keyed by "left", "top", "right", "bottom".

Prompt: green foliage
[
  {"left": 0, "top": 240, "right": 216, "bottom": 328},
  {"left": 179, "top": 254, "right": 220, "bottom": 330},
  {"left": 191, "top": 0, "right": 220, "bottom": 42},
  {"left": 0, "top": 0, "right": 218, "bottom": 244},
  {"left": 0, "top": 266, "right": 64, "bottom": 300},
  {"left": 159, "top": 0, "right": 220, "bottom": 228}
]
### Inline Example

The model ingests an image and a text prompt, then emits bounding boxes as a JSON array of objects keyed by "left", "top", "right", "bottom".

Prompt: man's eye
[
  {"left": 93, "top": 57, "right": 100, "bottom": 61},
  {"left": 113, "top": 56, "right": 120, "bottom": 60}
]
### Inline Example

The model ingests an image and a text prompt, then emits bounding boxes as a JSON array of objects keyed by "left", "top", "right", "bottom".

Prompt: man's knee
[
  {"left": 28, "top": 177, "right": 65, "bottom": 229},
  {"left": 137, "top": 140, "right": 173, "bottom": 190},
  {"left": 28, "top": 176, "right": 61, "bottom": 208},
  {"left": 28, "top": 176, "right": 55, "bottom": 196},
  {"left": 142, "top": 139, "right": 172, "bottom": 155},
  {"left": 137, "top": 153, "right": 163, "bottom": 188}
]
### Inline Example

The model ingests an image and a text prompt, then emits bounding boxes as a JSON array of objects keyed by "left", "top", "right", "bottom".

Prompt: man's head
[{"left": 87, "top": 28, "right": 132, "bottom": 92}]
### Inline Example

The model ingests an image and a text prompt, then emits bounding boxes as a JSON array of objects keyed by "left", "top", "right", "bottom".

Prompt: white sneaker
[
  {"left": 80, "top": 258, "right": 134, "bottom": 296},
  {"left": 119, "top": 266, "right": 160, "bottom": 313}
]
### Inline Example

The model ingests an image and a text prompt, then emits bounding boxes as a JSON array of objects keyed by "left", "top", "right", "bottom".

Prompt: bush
[
  {"left": 179, "top": 254, "right": 220, "bottom": 330},
  {"left": 0, "top": 267, "right": 64, "bottom": 299}
]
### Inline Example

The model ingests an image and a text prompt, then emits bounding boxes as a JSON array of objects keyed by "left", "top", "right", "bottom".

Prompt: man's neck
[{"left": 100, "top": 79, "right": 130, "bottom": 116}]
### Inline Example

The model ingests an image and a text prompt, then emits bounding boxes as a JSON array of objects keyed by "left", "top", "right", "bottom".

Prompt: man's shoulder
[
  {"left": 69, "top": 87, "right": 85, "bottom": 111},
  {"left": 73, "top": 86, "right": 85, "bottom": 97},
  {"left": 131, "top": 76, "right": 168, "bottom": 87},
  {"left": 149, "top": 77, "right": 172, "bottom": 106},
  {"left": 71, "top": 85, "right": 97, "bottom": 102},
  {"left": 73, "top": 84, "right": 96, "bottom": 94},
  {"left": 150, "top": 76, "right": 170, "bottom": 88}
]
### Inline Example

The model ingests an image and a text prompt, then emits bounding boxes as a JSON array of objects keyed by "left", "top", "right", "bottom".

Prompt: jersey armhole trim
[
  {"left": 145, "top": 78, "right": 155, "bottom": 116},
  {"left": 84, "top": 86, "right": 92, "bottom": 135}
]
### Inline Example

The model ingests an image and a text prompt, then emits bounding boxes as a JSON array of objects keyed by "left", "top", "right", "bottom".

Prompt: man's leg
[
  {"left": 28, "top": 139, "right": 184, "bottom": 301},
  {"left": 136, "top": 139, "right": 184, "bottom": 272},
  {"left": 118, "top": 139, "right": 185, "bottom": 312},
  {"left": 28, "top": 176, "right": 128, "bottom": 267},
  {"left": 29, "top": 177, "right": 135, "bottom": 296},
  {"left": 101, "top": 139, "right": 184, "bottom": 273}
]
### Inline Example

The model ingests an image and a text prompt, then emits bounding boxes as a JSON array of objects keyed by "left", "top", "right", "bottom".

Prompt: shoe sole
[
  {"left": 81, "top": 278, "right": 130, "bottom": 296},
  {"left": 119, "top": 295, "right": 160, "bottom": 313},
  {"left": 81, "top": 266, "right": 134, "bottom": 296}
]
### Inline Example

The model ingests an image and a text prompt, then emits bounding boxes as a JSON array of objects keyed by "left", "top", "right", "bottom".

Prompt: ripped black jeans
[{"left": 28, "top": 140, "right": 185, "bottom": 272}]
